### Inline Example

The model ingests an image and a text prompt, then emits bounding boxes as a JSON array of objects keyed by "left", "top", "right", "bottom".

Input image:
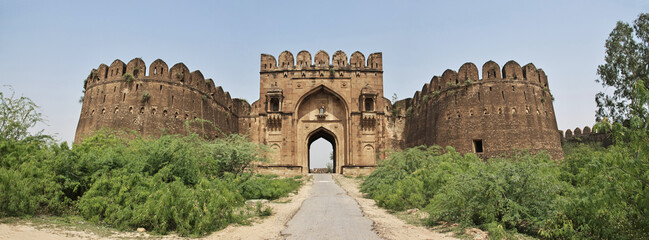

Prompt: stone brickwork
[
  {"left": 75, "top": 53, "right": 565, "bottom": 176},
  {"left": 561, "top": 126, "right": 612, "bottom": 146},
  {"left": 75, "top": 58, "right": 246, "bottom": 143},
  {"left": 245, "top": 50, "right": 390, "bottom": 174},
  {"left": 396, "top": 61, "right": 564, "bottom": 159}
]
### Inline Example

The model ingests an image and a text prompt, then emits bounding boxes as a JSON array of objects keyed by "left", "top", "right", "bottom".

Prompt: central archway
[
  {"left": 307, "top": 127, "right": 337, "bottom": 173},
  {"left": 295, "top": 85, "right": 349, "bottom": 174}
]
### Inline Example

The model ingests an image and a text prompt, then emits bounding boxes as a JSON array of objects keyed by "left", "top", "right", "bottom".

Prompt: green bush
[
  {"left": 363, "top": 142, "right": 649, "bottom": 239},
  {"left": 361, "top": 146, "right": 479, "bottom": 211},
  {"left": 0, "top": 130, "right": 301, "bottom": 236},
  {"left": 239, "top": 174, "right": 302, "bottom": 200},
  {"left": 427, "top": 153, "right": 567, "bottom": 235}
]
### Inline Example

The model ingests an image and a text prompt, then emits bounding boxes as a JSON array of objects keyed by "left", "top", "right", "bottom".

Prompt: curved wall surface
[
  {"left": 75, "top": 58, "right": 247, "bottom": 143},
  {"left": 402, "top": 60, "right": 563, "bottom": 159}
]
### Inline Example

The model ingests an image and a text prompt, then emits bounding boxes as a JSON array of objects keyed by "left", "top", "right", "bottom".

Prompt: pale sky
[{"left": 1, "top": 0, "right": 647, "bottom": 168}]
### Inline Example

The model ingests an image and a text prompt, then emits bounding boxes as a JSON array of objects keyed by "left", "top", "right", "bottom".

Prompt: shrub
[
  {"left": 141, "top": 91, "right": 150, "bottom": 102},
  {"left": 123, "top": 73, "right": 134, "bottom": 83},
  {"left": 363, "top": 141, "right": 649, "bottom": 239},
  {"left": 239, "top": 174, "right": 302, "bottom": 200}
]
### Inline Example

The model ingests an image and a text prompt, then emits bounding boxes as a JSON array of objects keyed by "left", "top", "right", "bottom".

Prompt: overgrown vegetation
[
  {"left": 141, "top": 91, "right": 150, "bottom": 102},
  {"left": 123, "top": 73, "right": 134, "bottom": 83},
  {"left": 361, "top": 143, "right": 648, "bottom": 239},
  {"left": 0, "top": 87, "right": 302, "bottom": 236},
  {"left": 362, "top": 14, "right": 649, "bottom": 239}
]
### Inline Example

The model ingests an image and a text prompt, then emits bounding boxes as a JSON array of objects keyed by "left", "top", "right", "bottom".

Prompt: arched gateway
[{"left": 246, "top": 50, "right": 390, "bottom": 175}]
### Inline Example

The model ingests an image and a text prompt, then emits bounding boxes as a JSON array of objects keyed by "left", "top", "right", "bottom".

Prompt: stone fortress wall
[
  {"left": 560, "top": 126, "right": 611, "bottom": 146},
  {"left": 395, "top": 60, "right": 563, "bottom": 159},
  {"left": 75, "top": 58, "right": 249, "bottom": 143},
  {"left": 75, "top": 52, "right": 566, "bottom": 175}
]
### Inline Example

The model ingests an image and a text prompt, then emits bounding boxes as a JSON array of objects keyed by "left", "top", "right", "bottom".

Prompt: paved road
[{"left": 281, "top": 174, "right": 381, "bottom": 240}]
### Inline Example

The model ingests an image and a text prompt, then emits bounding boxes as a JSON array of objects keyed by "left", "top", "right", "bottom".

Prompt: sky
[{"left": 1, "top": 0, "right": 647, "bottom": 168}]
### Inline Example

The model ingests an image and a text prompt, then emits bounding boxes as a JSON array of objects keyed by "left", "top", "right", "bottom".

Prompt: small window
[
  {"left": 473, "top": 139, "right": 483, "bottom": 153},
  {"left": 364, "top": 98, "right": 374, "bottom": 111},
  {"left": 270, "top": 98, "right": 280, "bottom": 112}
]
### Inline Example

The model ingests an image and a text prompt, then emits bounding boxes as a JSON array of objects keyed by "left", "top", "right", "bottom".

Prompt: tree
[
  {"left": 0, "top": 86, "right": 44, "bottom": 141},
  {"left": 592, "top": 13, "right": 649, "bottom": 237},
  {"left": 596, "top": 13, "right": 649, "bottom": 126}
]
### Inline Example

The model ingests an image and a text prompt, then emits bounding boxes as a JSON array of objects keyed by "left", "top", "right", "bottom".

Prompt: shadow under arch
[
  {"left": 294, "top": 84, "right": 349, "bottom": 116},
  {"left": 306, "top": 126, "right": 338, "bottom": 173}
]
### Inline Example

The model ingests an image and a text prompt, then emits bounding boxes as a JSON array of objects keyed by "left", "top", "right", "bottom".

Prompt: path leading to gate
[{"left": 281, "top": 174, "right": 381, "bottom": 240}]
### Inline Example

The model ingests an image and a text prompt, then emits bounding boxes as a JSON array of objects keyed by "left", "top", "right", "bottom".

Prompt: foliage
[
  {"left": 175, "top": 72, "right": 184, "bottom": 80},
  {"left": 141, "top": 91, "right": 150, "bottom": 103},
  {"left": 596, "top": 13, "right": 649, "bottom": 124},
  {"left": 123, "top": 73, "right": 134, "bottom": 83},
  {"left": 362, "top": 142, "right": 649, "bottom": 239},
  {"left": 0, "top": 87, "right": 44, "bottom": 141},
  {"left": 0, "top": 94, "right": 300, "bottom": 236},
  {"left": 363, "top": 13, "right": 649, "bottom": 239},
  {"left": 238, "top": 174, "right": 302, "bottom": 200}
]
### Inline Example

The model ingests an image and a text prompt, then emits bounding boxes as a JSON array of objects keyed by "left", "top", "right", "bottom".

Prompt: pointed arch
[
  {"left": 294, "top": 84, "right": 350, "bottom": 116},
  {"left": 306, "top": 126, "right": 339, "bottom": 173}
]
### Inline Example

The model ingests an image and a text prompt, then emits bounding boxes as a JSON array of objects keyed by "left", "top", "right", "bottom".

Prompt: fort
[{"left": 76, "top": 50, "right": 564, "bottom": 175}]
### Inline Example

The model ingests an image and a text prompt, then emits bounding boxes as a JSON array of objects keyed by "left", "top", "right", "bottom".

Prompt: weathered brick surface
[
  {"left": 247, "top": 51, "right": 388, "bottom": 174},
  {"left": 75, "top": 58, "right": 244, "bottom": 143},
  {"left": 75, "top": 54, "right": 564, "bottom": 176},
  {"left": 398, "top": 61, "right": 563, "bottom": 159}
]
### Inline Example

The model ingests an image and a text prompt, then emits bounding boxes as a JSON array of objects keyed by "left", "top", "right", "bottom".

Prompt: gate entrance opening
[{"left": 308, "top": 129, "right": 336, "bottom": 173}]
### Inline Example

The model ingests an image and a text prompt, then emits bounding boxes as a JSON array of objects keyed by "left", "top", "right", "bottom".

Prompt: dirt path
[
  {"left": 332, "top": 175, "right": 458, "bottom": 240},
  {"left": 207, "top": 176, "right": 313, "bottom": 240},
  {"left": 281, "top": 174, "right": 380, "bottom": 240}
]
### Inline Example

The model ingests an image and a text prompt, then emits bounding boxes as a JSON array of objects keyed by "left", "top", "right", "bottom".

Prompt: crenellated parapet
[
  {"left": 399, "top": 60, "right": 563, "bottom": 159},
  {"left": 410, "top": 60, "right": 550, "bottom": 105},
  {"left": 75, "top": 58, "right": 249, "bottom": 143},
  {"left": 260, "top": 50, "right": 382, "bottom": 72},
  {"left": 560, "top": 126, "right": 611, "bottom": 146}
]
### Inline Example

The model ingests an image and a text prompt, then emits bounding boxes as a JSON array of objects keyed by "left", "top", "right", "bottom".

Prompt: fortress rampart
[
  {"left": 560, "top": 126, "right": 611, "bottom": 146},
  {"left": 75, "top": 58, "right": 248, "bottom": 143},
  {"left": 75, "top": 52, "right": 565, "bottom": 175},
  {"left": 397, "top": 60, "right": 563, "bottom": 159}
]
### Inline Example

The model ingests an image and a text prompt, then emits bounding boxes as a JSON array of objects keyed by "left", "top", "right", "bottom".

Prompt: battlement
[
  {"left": 409, "top": 60, "right": 550, "bottom": 106},
  {"left": 84, "top": 58, "right": 240, "bottom": 111},
  {"left": 260, "top": 50, "right": 382, "bottom": 72},
  {"left": 560, "top": 126, "right": 611, "bottom": 146},
  {"left": 76, "top": 58, "right": 248, "bottom": 143},
  {"left": 400, "top": 59, "right": 562, "bottom": 159}
]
